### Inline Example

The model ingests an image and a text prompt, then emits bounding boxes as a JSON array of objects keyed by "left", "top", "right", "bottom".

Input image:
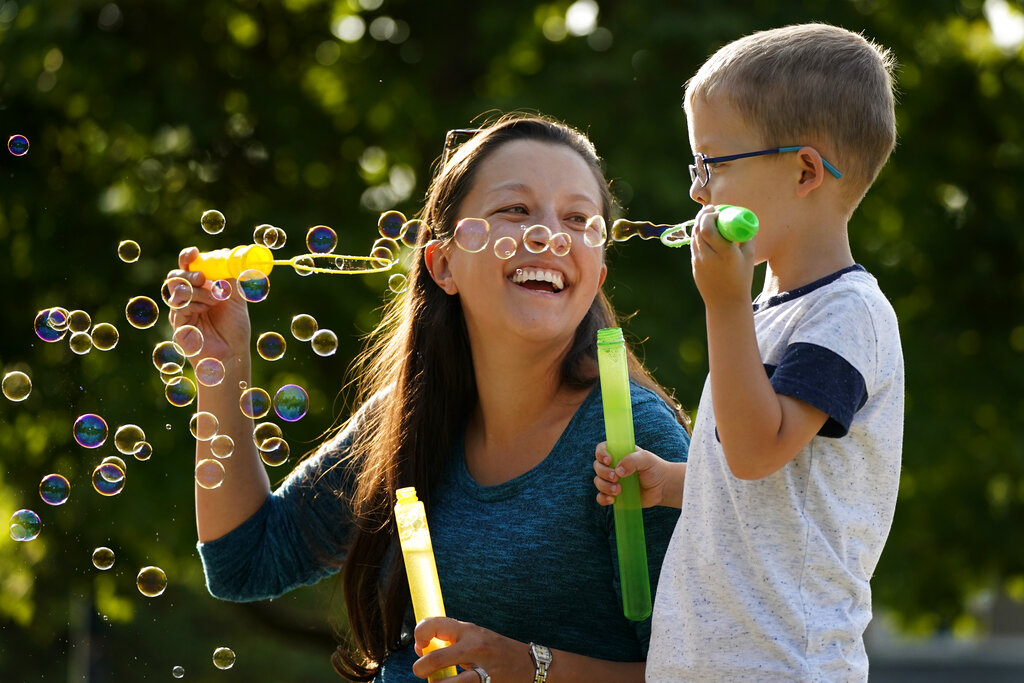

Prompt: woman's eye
[{"left": 498, "top": 205, "right": 527, "bottom": 215}]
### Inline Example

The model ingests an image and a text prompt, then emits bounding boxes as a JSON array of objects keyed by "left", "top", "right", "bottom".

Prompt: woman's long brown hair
[{"left": 329, "top": 113, "right": 688, "bottom": 680}]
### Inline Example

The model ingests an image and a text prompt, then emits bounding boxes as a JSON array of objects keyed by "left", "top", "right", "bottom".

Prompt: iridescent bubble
[
  {"left": 39, "top": 474, "right": 70, "bottom": 506},
  {"left": 239, "top": 387, "right": 271, "bottom": 419},
  {"left": 194, "top": 357, "right": 226, "bottom": 387},
  {"left": 117, "top": 240, "right": 141, "bottom": 263},
  {"left": 290, "top": 314, "right": 318, "bottom": 341},
  {"left": 48, "top": 307, "right": 70, "bottom": 332},
  {"left": 211, "top": 280, "right": 232, "bottom": 301},
  {"left": 172, "top": 325, "right": 204, "bottom": 358},
  {"left": 8, "top": 134, "right": 29, "bottom": 156},
  {"left": 378, "top": 210, "right": 406, "bottom": 239},
  {"left": 2, "top": 371, "right": 32, "bottom": 402},
  {"left": 161, "top": 276, "right": 194, "bottom": 310},
  {"left": 189, "top": 411, "right": 219, "bottom": 441},
  {"left": 133, "top": 441, "right": 153, "bottom": 461},
  {"left": 493, "top": 236, "right": 517, "bottom": 260},
  {"left": 370, "top": 237, "right": 400, "bottom": 262},
  {"left": 262, "top": 226, "right": 287, "bottom": 250},
  {"left": 237, "top": 269, "right": 270, "bottom": 303},
  {"left": 273, "top": 384, "right": 309, "bottom": 422},
  {"left": 195, "top": 458, "right": 226, "bottom": 489},
  {"left": 210, "top": 434, "right": 235, "bottom": 459},
  {"left": 165, "top": 376, "right": 197, "bottom": 407},
  {"left": 252, "top": 223, "right": 273, "bottom": 246},
  {"left": 306, "top": 225, "right": 338, "bottom": 254},
  {"left": 550, "top": 231, "right": 572, "bottom": 257},
  {"left": 125, "top": 296, "right": 159, "bottom": 329},
  {"left": 114, "top": 424, "right": 146, "bottom": 455},
  {"left": 68, "top": 331, "right": 94, "bottom": 355},
  {"left": 172, "top": 665, "right": 185, "bottom": 679},
  {"left": 160, "top": 367, "right": 183, "bottom": 385},
  {"left": 252, "top": 421, "right": 283, "bottom": 450},
  {"left": 387, "top": 273, "right": 408, "bottom": 294},
  {"left": 92, "top": 546, "right": 115, "bottom": 570},
  {"left": 64, "top": 311, "right": 91, "bottom": 335},
  {"left": 584, "top": 215, "right": 607, "bottom": 247},
  {"left": 401, "top": 219, "right": 429, "bottom": 248},
  {"left": 152, "top": 341, "right": 186, "bottom": 374},
  {"left": 453, "top": 217, "right": 490, "bottom": 253},
  {"left": 256, "top": 332, "right": 286, "bottom": 361},
  {"left": 34, "top": 308, "right": 68, "bottom": 342},
  {"left": 200, "top": 209, "right": 226, "bottom": 235},
  {"left": 259, "top": 437, "right": 290, "bottom": 467},
  {"left": 310, "top": 329, "right": 338, "bottom": 357},
  {"left": 74, "top": 414, "right": 108, "bottom": 448},
  {"left": 523, "top": 224, "right": 552, "bottom": 254},
  {"left": 92, "top": 462, "right": 126, "bottom": 496},
  {"left": 136, "top": 566, "right": 167, "bottom": 597},
  {"left": 101, "top": 455, "right": 128, "bottom": 471},
  {"left": 212, "top": 647, "right": 236, "bottom": 670},
  {"left": 91, "top": 322, "right": 120, "bottom": 351},
  {"left": 291, "top": 254, "right": 315, "bottom": 277},
  {"left": 10, "top": 509, "right": 41, "bottom": 541}
]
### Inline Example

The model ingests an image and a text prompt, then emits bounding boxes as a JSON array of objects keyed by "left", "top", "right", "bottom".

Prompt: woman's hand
[{"left": 412, "top": 617, "right": 533, "bottom": 682}]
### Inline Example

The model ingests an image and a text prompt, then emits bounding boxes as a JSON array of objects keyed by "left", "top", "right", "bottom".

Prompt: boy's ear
[
  {"left": 424, "top": 240, "right": 458, "bottom": 295},
  {"left": 795, "top": 146, "right": 828, "bottom": 198}
]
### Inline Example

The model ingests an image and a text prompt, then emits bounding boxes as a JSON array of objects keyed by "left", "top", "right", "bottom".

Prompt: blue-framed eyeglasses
[{"left": 689, "top": 146, "right": 843, "bottom": 187}]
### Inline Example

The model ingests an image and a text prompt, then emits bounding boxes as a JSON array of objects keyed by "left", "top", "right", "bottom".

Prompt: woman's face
[{"left": 428, "top": 139, "right": 608, "bottom": 352}]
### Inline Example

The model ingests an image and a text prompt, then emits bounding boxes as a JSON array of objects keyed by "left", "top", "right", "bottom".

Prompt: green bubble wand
[{"left": 610, "top": 204, "right": 759, "bottom": 247}]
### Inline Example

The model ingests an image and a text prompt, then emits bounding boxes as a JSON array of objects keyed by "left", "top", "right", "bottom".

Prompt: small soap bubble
[
  {"left": 237, "top": 269, "right": 270, "bottom": 303},
  {"left": 306, "top": 225, "right": 338, "bottom": 254},
  {"left": 92, "top": 462, "right": 126, "bottom": 496},
  {"left": 67, "top": 310, "right": 92, "bottom": 333},
  {"left": 550, "top": 231, "right": 572, "bottom": 257},
  {"left": 387, "top": 273, "right": 408, "bottom": 294},
  {"left": 189, "top": 411, "right": 220, "bottom": 441},
  {"left": 68, "top": 331, "right": 94, "bottom": 355},
  {"left": 210, "top": 280, "right": 232, "bottom": 301},
  {"left": 7, "top": 134, "right": 29, "bottom": 156},
  {"left": 370, "top": 237, "right": 400, "bottom": 262},
  {"left": 291, "top": 254, "right": 316, "bottom": 277},
  {"left": 161, "top": 277, "right": 194, "bottom": 310},
  {"left": 273, "top": 384, "right": 309, "bottom": 422},
  {"left": 172, "top": 325, "right": 204, "bottom": 358},
  {"left": 10, "top": 509, "right": 41, "bottom": 541},
  {"left": 114, "top": 424, "right": 146, "bottom": 455},
  {"left": 39, "top": 474, "right": 70, "bottom": 506},
  {"left": 91, "top": 546, "right": 115, "bottom": 570},
  {"left": 152, "top": 341, "right": 186, "bottom": 374},
  {"left": 165, "top": 376, "right": 197, "bottom": 407},
  {"left": 136, "top": 566, "right": 167, "bottom": 597},
  {"left": 253, "top": 421, "right": 283, "bottom": 450},
  {"left": 262, "top": 226, "right": 287, "bottom": 250},
  {"left": 238, "top": 380, "right": 248, "bottom": 390},
  {"left": 34, "top": 308, "right": 68, "bottom": 342},
  {"left": 290, "top": 314, "right": 318, "bottom": 341},
  {"left": 125, "top": 296, "right": 159, "bottom": 329},
  {"left": 133, "top": 441, "right": 153, "bottom": 461},
  {"left": 194, "top": 357, "right": 226, "bottom": 387},
  {"left": 91, "top": 322, "right": 120, "bottom": 351},
  {"left": 200, "top": 209, "right": 226, "bottom": 235},
  {"left": 523, "top": 225, "right": 552, "bottom": 254},
  {"left": 2, "top": 371, "right": 32, "bottom": 402},
  {"left": 212, "top": 647, "right": 236, "bottom": 670},
  {"left": 117, "top": 240, "right": 141, "bottom": 263},
  {"left": 160, "top": 368, "right": 183, "bottom": 385},
  {"left": 401, "top": 219, "right": 428, "bottom": 248},
  {"left": 259, "top": 437, "right": 290, "bottom": 467},
  {"left": 256, "top": 331, "right": 286, "bottom": 361},
  {"left": 378, "top": 210, "right": 406, "bottom": 239},
  {"left": 239, "top": 387, "right": 271, "bottom": 419},
  {"left": 252, "top": 223, "right": 273, "bottom": 246},
  {"left": 74, "top": 414, "right": 108, "bottom": 448},
  {"left": 101, "top": 455, "right": 128, "bottom": 471},
  {"left": 195, "top": 458, "right": 226, "bottom": 489},
  {"left": 453, "top": 218, "right": 490, "bottom": 253},
  {"left": 493, "top": 236, "right": 517, "bottom": 260},
  {"left": 172, "top": 665, "right": 185, "bottom": 679},
  {"left": 47, "top": 307, "right": 70, "bottom": 332},
  {"left": 310, "top": 329, "right": 338, "bottom": 357},
  {"left": 584, "top": 215, "right": 607, "bottom": 247},
  {"left": 210, "top": 434, "right": 235, "bottom": 459}
]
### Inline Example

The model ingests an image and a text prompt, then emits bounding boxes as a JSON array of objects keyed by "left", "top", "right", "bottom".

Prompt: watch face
[{"left": 532, "top": 643, "right": 552, "bottom": 664}]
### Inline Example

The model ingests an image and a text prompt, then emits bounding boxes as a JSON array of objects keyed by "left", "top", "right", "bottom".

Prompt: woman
[{"left": 168, "top": 113, "right": 690, "bottom": 682}]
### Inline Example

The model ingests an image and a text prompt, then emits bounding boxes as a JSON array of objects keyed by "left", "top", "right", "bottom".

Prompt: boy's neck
[{"left": 760, "top": 214, "right": 855, "bottom": 298}]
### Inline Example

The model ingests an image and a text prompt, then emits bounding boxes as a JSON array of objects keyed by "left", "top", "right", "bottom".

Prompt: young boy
[{"left": 594, "top": 24, "right": 903, "bottom": 681}]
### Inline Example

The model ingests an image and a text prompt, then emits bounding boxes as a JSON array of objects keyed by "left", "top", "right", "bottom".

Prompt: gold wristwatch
[{"left": 529, "top": 642, "right": 552, "bottom": 683}]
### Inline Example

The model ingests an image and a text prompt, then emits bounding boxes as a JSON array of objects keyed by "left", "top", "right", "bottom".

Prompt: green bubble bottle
[
  {"left": 596, "top": 327, "right": 652, "bottom": 621},
  {"left": 394, "top": 487, "right": 458, "bottom": 681}
]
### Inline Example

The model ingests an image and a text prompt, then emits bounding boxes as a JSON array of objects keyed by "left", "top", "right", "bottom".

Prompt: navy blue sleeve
[{"left": 766, "top": 342, "right": 867, "bottom": 438}]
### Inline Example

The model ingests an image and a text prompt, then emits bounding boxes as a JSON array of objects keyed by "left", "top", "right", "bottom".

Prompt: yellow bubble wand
[{"left": 186, "top": 244, "right": 395, "bottom": 280}]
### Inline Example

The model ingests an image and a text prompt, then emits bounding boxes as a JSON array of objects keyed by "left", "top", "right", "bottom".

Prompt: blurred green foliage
[{"left": 0, "top": 0, "right": 1022, "bottom": 679}]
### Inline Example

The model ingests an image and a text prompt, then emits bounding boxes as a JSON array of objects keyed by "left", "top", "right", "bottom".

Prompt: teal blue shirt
[{"left": 199, "top": 381, "right": 689, "bottom": 682}]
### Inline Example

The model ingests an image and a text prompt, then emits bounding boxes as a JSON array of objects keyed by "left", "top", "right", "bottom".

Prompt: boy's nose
[{"left": 689, "top": 177, "right": 709, "bottom": 205}]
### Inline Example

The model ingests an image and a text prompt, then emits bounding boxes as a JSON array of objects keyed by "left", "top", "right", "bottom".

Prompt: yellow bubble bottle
[
  {"left": 187, "top": 244, "right": 275, "bottom": 280},
  {"left": 394, "top": 486, "right": 458, "bottom": 681}
]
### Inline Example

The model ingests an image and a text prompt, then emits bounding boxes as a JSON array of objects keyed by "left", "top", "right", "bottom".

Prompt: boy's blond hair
[{"left": 684, "top": 23, "right": 897, "bottom": 208}]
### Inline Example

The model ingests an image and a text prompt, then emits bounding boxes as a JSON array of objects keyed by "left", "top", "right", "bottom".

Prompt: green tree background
[{"left": 1, "top": 0, "right": 1022, "bottom": 680}]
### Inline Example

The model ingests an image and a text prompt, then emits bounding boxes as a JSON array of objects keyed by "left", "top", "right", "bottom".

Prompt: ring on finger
[{"left": 472, "top": 665, "right": 491, "bottom": 683}]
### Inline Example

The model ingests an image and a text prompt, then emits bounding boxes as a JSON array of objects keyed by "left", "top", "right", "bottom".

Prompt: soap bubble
[
  {"left": 584, "top": 215, "right": 607, "bottom": 247},
  {"left": 92, "top": 462, "right": 126, "bottom": 496},
  {"left": 259, "top": 437, "right": 290, "bottom": 466},
  {"left": 493, "top": 236, "right": 517, "bottom": 260},
  {"left": 2, "top": 371, "right": 32, "bottom": 402},
  {"left": 91, "top": 322, "right": 120, "bottom": 351},
  {"left": 273, "top": 384, "right": 309, "bottom": 422},
  {"left": 114, "top": 424, "right": 146, "bottom": 455},
  {"left": 172, "top": 665, "right": 185, "bottom": 679},
  {"left": 200, "top": 209, "right": 226, "bottom": 235},
  {"left": 189, "top": 411, "right": 219, "bottom": 441},
  {"left": 136, "top": 566, "right": 167, "bottom": 597},
  {"left": 252, "top": 422, "right": 283, "bottom": 449},
  {"left": 34, "top": 308, "right": 68, "bottom": 342},
  {"left": 256, "top": 332, "right": 286, "bottom": 361},
  {"left": 7, "top": 134, "right": 29, "bottom": 156},
  {"left": 172, "top": 325, "right": 204, "bottom": 358},
  {"left": 117, "top": 240, "right": 141, "bottom": 263},
  {"left": 212, "top": 647, "right": 236, "bottom": 670},
  {"left": 133, "top": 441, "right": 153, "bottom": 461},
  {"left": 237, "top": 269, "right": 270, "bottom": 303},
  {"left": 152, "top": 341, "right": 186, "bottom": 374},
  {"left": 252, "top": 223, "right": 273, "bottom": 245},
  {"left": 68, "top": 331, "right": 94, "bottom": 355},
  {"left": 401, "top": 219, "right": 428, "bottom": 248},
  {"left": 92, "top": 546, "right": 115, "bottom": 570},
  {"left": 125, "top": 296, "right": 159, "bottom": 329},
  {"left": 194, "top": 357, "right": 226, "bottom": 387},
  {"left": 47, "top": 307, "right": 70, "bottom": 331},
  {"left": 262, "top": 226, "right": 287, "bottom": 250},
  {"left": 74, "top": 414, "right": 108, "bottom": 448},
  {"left": 210, "top": 280, "right": 232, "bottom": 301},
  {"left": 210, "top": 434, "right": 235, "bottom": 459},
  {"left": 195, "top": 458, "right": 226, "bottom": 489},
  {"left": 165, "top": 376, "right": 197, "bottom": 407},
  {"left": 378, "top": 210, "right": 406, "bottom": 239},
  {"left": 101, "top": 455, "right": 128, "bottom": 471},
  {"left": 291, "top": 254, "right": 315, "bottom": 277},
  {"left": 67, "top": 310, "right": 92, "bottom": 333},
  {"left": 453, "top": 218, "right": 490, "bottom": 253},
  {"left": 290, "top": 314, "right": 318, "bottom": 341},
  {"left": 10, "top": 509, "right": 41, "bottom": 541},
  {"left": 39, "top": 474, "right": 70, "bottom": 505},
  {"left": 310, "top": 329, "right": 338, "bottom": 357},
  {"left": 550, "top": 231, "right": 572, "bottom": 257},
  {"left": 387, "top": 273, "right": 408, "bottom": 294},
  {"left": 370, "top": 237, "right": 400, "bottom": 262},
  {"left": 239, "top": 386, "right": 271, "bottom": 419},
  {"left": 161, "top": 276, "right": 194, "bottom": 310},
  {"left": 523, "top": 225, "right": 552, "bottom": 254},
  {"left": 306, "top": 225, "right": 338, "bottom": 254}
]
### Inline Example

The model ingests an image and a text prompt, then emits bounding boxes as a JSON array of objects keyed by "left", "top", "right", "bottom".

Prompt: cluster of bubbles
[
  {"left": 33, "top": 305, "right": 120, "bottom": 355},
  {"left": 287, "top": 313, "right": 338, "bottom": 358},
  {"left": 449, "top": 214, "right": 609, "bottom": 261},
  {"left": 8, "top": 133, "right": 29, "bottom": 156}
]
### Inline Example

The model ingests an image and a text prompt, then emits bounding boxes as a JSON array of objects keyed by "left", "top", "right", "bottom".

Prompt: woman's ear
[
  {"left": 795, "top": 146, "right": 827, "bottom": 198},
  {"left": 424, "top": 240, "right": 458, "bottom": 295}
]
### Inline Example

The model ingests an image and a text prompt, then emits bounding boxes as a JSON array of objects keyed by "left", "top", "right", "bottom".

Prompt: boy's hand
[
  {"left": 593, "top": 442, "right": 682, "bottom": 508},
  {"left": 691, "top": 204, "right": 757, "bottom": 308}
]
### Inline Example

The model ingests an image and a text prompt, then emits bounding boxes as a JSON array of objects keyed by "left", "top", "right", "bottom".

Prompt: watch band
[{"left": 529, "top": 642, "right": 552, "bottom": 683}]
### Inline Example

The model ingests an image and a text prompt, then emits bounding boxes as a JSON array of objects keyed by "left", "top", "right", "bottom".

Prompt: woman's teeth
[{"left": 510, "top": 267, "right": 565, "bottom": 292}]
